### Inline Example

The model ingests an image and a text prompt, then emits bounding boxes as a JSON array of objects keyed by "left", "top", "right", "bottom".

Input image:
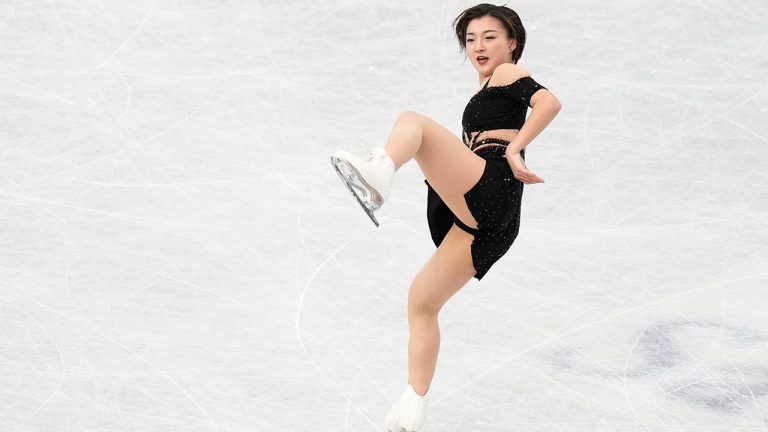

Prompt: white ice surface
[{"left": 1, "top": 0, "right": 767, "bottom": 431}]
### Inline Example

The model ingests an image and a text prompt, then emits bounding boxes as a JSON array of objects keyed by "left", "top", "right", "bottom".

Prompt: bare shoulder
[{"left": 491, "top": 63, "right": 531, "bottom": 85}]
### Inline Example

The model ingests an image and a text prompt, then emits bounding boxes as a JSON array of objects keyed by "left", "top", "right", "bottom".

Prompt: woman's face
[{"left": 465, "top": 15, "right": 516, "bottom": 75}]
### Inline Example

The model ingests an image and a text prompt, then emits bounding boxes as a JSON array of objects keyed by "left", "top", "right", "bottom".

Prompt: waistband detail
[{"left": 471, "top": 138, "right": 525, "bottom": 160}]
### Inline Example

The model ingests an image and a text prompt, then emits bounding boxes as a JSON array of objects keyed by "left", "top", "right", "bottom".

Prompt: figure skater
[{"left": 330, "top": 4, "right": 561, "bottom": 431}]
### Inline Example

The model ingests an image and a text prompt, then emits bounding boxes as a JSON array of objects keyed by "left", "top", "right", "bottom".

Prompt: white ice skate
[
  {"left": 384, "top": 384, "right": 430, "bottom": 432},
  {"left": 330, "top": 147, "right": 395, "bottom": 227}
]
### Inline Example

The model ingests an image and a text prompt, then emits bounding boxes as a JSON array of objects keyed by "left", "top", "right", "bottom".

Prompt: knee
[
  {"left": 397, "top": 110, "right": 423, "bottom": 126},
  {"left": 409, "top": 300, "right": 440, "bottom": 319},
  {"left": 407, "top": 278, "right": 442, "bottom": 317}
]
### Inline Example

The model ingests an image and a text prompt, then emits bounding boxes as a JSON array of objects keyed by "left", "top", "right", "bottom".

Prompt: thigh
[
  {"left": 406, "top": 111, "right": 487, "bottom": 230},
  {"left": 408, "top": 224, "right": 476, "bottom": 317}
]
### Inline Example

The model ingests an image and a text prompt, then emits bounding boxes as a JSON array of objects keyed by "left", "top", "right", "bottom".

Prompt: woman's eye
[{"left": 487, "top": 37, "right": 495, "bottom": 40}]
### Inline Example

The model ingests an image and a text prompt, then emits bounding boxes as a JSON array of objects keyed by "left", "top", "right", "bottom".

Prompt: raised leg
[{"left": 384, "top": 110, "right": 486, "bottom": 230}]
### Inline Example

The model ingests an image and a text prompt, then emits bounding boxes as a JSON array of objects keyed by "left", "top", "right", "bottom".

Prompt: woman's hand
[{"left": 507, "top": 152, "right": 545, "bottom": 184}]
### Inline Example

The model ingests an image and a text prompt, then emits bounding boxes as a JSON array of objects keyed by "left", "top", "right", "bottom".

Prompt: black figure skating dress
[{"left": 425, "top": 72, "right": 547, "bottom": 280}]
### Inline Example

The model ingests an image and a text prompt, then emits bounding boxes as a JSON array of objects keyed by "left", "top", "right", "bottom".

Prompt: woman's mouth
[{"left": 477, "top": 56, "right": 489, "bottom": 65}]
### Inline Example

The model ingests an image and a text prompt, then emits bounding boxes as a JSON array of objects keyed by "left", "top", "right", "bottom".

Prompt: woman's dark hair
[{"left": 452, "top": 3, "right": 526, "bottom": 64}]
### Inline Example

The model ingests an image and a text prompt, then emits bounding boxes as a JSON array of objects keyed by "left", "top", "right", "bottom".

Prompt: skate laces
[
  {"left": 371, "top": 148, "right": 386, "bottom": 159},
  {"left": 370, "top": 148, "right": 393, "bottom": 168}
]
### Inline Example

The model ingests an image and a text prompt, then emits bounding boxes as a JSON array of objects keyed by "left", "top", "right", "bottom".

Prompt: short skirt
[{"left": 424, "top": 142, "right": 525, "bottom": 280}]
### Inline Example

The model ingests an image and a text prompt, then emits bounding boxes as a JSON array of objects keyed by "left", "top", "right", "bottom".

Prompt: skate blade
[
  {"left": 330, "top": 156, "right": 381, "bottom": 227},
  {"left": 330, "top": 155, "right": 385, "bottom": 209}
]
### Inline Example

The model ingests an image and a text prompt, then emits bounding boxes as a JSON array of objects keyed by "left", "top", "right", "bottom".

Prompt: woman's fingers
[
  {"left": 528, "top": 170, "right": 545, "bottom": 183},
  {"left": 507, "top": 156, "right": 545, "bottom": 184},
  {"left": 515, "top": 169, "right": 545, "bottom": 184}
]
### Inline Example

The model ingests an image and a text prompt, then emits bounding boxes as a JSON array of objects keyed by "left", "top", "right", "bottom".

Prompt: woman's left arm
[{"left": 504, "top": 90, "right": 562, "bottom": 156}]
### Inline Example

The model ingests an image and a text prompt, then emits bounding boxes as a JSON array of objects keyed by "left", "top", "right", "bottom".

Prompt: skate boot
[
  {"left": 384, "top": 384, "right": 430, "bottom": 432},
  {"left": 330, "top": 147, "right": 395, "bottom": 227}
]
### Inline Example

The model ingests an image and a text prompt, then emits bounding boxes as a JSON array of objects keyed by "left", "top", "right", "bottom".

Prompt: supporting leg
[
  {"left": 384, "top": 224, "right": 476, "bottom": 431},
  {"left": 406, "top": 224, "right": 477, "bottom": 395},
  {"left": 408, "top": 313, "right": 440, "bottom": 397}
]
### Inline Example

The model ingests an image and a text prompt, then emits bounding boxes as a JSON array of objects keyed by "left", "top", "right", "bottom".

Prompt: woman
[{"left": 330, "top": 4, "right": 561, "bottom": 431}]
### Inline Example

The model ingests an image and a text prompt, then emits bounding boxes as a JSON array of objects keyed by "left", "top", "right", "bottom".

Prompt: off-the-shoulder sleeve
[{"left": 497, "top": 76, "right": 547, "bottom": 107}]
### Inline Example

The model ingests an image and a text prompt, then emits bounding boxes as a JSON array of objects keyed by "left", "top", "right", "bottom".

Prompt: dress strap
[{"left": 454, "top": 216, "right": 480, "bottom": 235}]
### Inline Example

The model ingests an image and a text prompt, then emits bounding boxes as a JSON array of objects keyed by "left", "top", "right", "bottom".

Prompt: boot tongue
[
  {"left": 371, "top": 148, "right": 393, "bottom": 168},
  {"left": 372, "top": 148, "right": 388, "bottom": 158}
]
